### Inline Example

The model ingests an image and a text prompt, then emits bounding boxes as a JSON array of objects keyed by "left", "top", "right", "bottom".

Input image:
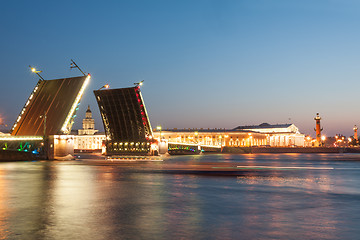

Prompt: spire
[
  {"left": 85, "top": 105, "right": 92, "bottom": 119},
  {"left": 86, "top": 105, "right": 91, "bottom": 113}
]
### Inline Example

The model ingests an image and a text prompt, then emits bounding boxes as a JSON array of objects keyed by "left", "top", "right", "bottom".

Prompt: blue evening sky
[{"left": 1, "top": 0, "right": 360, "bottom": 137}]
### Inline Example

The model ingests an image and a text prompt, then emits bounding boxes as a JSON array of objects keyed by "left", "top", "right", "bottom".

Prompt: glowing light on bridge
[
  {"left": 11, "top": 80, "right": 42, "bottom": 132},
  {"left": 0, "top": 136, "right": 43, "bottom": 141},
  {"left": 61, "top": 74, "right": 91, "bottom": 134}
]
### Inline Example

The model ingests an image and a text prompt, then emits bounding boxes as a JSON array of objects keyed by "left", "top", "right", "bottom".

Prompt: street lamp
[
  {"left": 157, "top": 125, "right": 162, "bottom": 154},
  {"left": 134, "top": 80, "right": 144, "bottom": 87},
  {"left": 70, "top": 59, "right": 86, "bottom": 76},
  {"left": 98, "top": 84, "right": 109, "bottom": 90},
  {"left": 29, "top": 65, "right": 45, "bottom": 81}
]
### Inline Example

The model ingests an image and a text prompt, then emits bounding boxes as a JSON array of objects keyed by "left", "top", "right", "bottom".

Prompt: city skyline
[{"left": 1, "top": 1, "right": 360, "bottom": 137}]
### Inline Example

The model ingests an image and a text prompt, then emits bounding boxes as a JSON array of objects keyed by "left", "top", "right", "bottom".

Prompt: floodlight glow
[
  {"left": 61, "top": 74, "right": 91, "bottom": 134},
  {"left": 30, "top": 67, "right": 41, "bottom": 73},
  {"left": 98, "top": 84, "right": 109, "bottom": 90},
  {"left": 0, "top": 136, "right": 43, "bottom": 141},
  {"left": 138, "top": 90, "right": 153, "bottom": 136},
  {"left": 10, "top": 81, "right": 42, "bottom": 134}
]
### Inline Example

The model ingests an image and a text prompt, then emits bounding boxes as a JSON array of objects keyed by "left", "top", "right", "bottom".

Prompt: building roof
[
  {"left": 233, "top": 123, "right": 293, "bottom": 130},
  {"left": 155, "top": 128, "right": 255, "bottom": 133}
]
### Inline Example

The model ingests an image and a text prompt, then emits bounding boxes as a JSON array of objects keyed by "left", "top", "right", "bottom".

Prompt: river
[{"left": 0, "top": 153, "right": 360, "bottom": 239}]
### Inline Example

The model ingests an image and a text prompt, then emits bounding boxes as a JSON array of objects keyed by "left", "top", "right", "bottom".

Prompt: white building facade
[
  {"left": 234, "top": 123, "right": 305, "bottom": 147},
  {"left": 73, "top": 106, "right": 105, "bottom": 152}
]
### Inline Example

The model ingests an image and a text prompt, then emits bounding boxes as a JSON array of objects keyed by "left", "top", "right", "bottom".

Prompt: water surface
[{"left": 1, "top": 153, "right": 360, "bottom": 239}]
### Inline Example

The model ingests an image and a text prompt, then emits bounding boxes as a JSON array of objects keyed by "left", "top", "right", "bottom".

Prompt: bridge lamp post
[
  {"left": 157, "top": 125, "right": 162, "bottom": 154},
  {"left": 134, "top": 80, "right": 144, "bottom": 87},
  {"left": 98, "top": 84, "right": 109, "bottom": 90},
  {"left": 70, "top": 59, "right": 87, "bottom": 76},
  {"left": 29, "top": 65, "right": 45, "bottom": 81}
]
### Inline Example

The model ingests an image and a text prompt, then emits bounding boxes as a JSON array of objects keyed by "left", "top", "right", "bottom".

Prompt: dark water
[{"left": 1, "top": 154, "right": 360, "bottom": 240}]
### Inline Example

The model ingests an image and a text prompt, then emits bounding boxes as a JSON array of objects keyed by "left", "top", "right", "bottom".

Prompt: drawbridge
[
  {"left": 1, "top": 74, "right": 90, "bottom": 159},
  {"left": 11, "top": 75, "right": 90, "bottom": 136},
  {"left": 94, "top": 85, "right": 156, "bottom": 156}
]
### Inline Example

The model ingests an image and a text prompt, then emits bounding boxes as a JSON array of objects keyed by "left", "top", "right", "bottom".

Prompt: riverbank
[{"left": 222, "top": 146, "right": 360, "bottom": 154}]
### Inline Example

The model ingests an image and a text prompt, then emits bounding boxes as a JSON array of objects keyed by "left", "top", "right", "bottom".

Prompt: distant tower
[
  {"left": 354, "top": 125, "right": 358, "bottom": 141},
  {"left": 78, "top": 105, "right": 98, "bottom": 135},
  {"left": 314, "top": 113, "right": 323, "bottom": 146}
]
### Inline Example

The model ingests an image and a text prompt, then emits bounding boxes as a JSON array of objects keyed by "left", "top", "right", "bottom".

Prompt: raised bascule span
[
  {"left": 11, "top": 75, "right": 90, "bottom": 136},
  {"left": 94, "top": 85, "right": 156, "bottom": 156},
  {"left": 0, "top": 73, "right": 90, "bottom": 160}
]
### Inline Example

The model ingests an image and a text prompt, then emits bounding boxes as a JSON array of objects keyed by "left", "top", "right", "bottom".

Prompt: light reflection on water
[{"left": 0, "top": 154, "right": 360, "bottom": 239}]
